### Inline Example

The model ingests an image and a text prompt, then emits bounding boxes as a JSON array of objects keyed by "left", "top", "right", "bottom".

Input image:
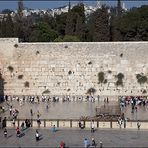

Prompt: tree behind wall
[
  {"left": 5, "top": 13, "right": 14, "bottom": 37},
  {"left": 93, "top": 5, "right": 110, "bottom": 41}
]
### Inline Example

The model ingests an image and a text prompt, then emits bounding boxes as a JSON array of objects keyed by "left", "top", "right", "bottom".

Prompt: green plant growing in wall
[
  {"left": 88, "top": 61, "right": 92, "bottom": 65},
  {"left": 98, "top": 72, "right": 107, "bottom": 84},
  {"left": 136, "top": 73, "right": 147, "bottom": 84},
  {"left": 142, "top": 89, "right": 147, "bottom": 94},
  {"left": 7, "top": 66, "right": 14, "bottom": 72},
  {"left": 24, "top": 81, "right": 29, "bottom": 87},
  {"left": 14, "top": 44, "right": 18, "bottom": 48},
  {"left": 18, "top": 75, "right": 23, "bottom": 79},
  {"left": 87, "top": 88, "right": 96, "bottom": 95},
  {"left": 42, "top": 89, "right": 50, "bottom": 94},
  {"left": 68, "top": 70, "right": 72, "bottom": 75},
  {"left": 98, "top": 72, "right": 104, "bottom": 83},
  {"left": 120, "top": 53, "right": 123, "bottom": 57},
  {"left": 108, "top": 70, "right": 112, "bottom": 74},
  {"left": 36, "top": 51, "right": 40, "bottom": 55},
  {"left": 115, "top": 73, "right": 124, "bottom": 87}
]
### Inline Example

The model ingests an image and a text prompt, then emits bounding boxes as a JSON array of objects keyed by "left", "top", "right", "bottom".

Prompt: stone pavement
[
  {"left": 1, "top": 99, "right": 118, "bottom": 119},
  {"left": 1, "top": 99, "right": 148, "bottom": 120},
  {"left": 0, "top": 128, "right": 148, "bottom": 147}
]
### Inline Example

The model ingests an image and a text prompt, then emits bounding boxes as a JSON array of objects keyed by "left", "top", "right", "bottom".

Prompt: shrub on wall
[
  {"left": 142, "top": 89, "right": 147, "bottom": 94},
  {"left": 18, "top": 75, "right": 23, "bottom": 79},
  {"left": 88, "top": 61, "right": 92, "bottom": 65},
  {"left": 108, "top": 70, "right": 112, "bottom": 74},
  {"left": 42, "top": 89, "right": 50, "bottom": 94},
  {"left": 36, "top": 51, "right": 40, "bottom": 55},
  {"left": 136, "top": 73, "right": 147, "bottom": 84},
  {"left": 115, "top": 73, "right": 124, "bottom": 87},
  {"left": 24, "top": 81, "right": 29, "bottom": 87},
  {"left": 68, "top": 70, "right": 72, "bottom": 75},
  {"left": 7, "top": 66, "right": 14, "bottom": 72},
  {"left": 87, "top": 88, "right": 96, "bottom": 95},
  {"left": 98, "top": 72, "right": 107, "bottom": 84},
  {"left": 14, "top": 44, "right": 18, "bottom": 48}
]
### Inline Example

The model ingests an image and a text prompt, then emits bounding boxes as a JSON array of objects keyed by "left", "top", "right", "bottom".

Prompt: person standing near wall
[
  {"left": 137, "top": 120, "right": 141, "bottom": 130},
  {"left": 91, "top": 120, "right": 95, "bottom": 133}
]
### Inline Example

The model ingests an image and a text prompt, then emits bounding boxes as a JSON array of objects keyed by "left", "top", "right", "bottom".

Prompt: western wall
[{"left": 0, "top": 38, "right": 148, "bottom": 97}]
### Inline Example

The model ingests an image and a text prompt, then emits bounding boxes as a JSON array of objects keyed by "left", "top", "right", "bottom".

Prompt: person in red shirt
[
  {"left": 16, "top": 127, "right": 20, "bottom": 137},
  {"left": 59, "top": 141, "right": 65, "bottom": 148}
]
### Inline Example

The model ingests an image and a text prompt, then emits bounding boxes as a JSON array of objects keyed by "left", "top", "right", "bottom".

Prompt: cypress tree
[
  {"left": 93, "top": 5, "right": 110, "bottom": 41},
  {"left": 1, "top": 18, "right": 6, "bottom": 37},
  {"left": 5, "top": 13, "right": 14, "bottom": 37}
]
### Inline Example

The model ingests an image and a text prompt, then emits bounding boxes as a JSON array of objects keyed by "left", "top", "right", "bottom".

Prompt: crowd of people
[
  {"left": 119, "top": 96, "right": 148, "bottom": 113},
  {"left": 2, "top": 95, "right": 101, "bottom": 104}
]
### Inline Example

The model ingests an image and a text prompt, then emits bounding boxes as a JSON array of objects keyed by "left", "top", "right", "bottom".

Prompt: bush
[
  {"left": 108, "top": 70, "right": 112, "bottom": 74},
  {"left": 142, "top": 89, "right": 147, "bottom": 94},
  {"left": 14, "top": 44, "right": 18, "bottom": 48},
  {"left": 98, "top": 72, "right": 105, "bottom": 83},
  {"left": 18, "top": 75, "right": 23, "bottom": 79},
  {"left": 115, "top": 73, "right": 124, "bottom": 87},
  {"left": 115, "top": 80, "right": 123, "bottom": 87},
  {"left": 24, "top": 81, "right": 29, "bottom": 87},
  {"left": 117, "top": 73, "right": 124, "bottom": 80},
  {"left": 88, "top": 61, "right": 92, "bottom": 65},
  {"left": 42, "top": 89, "right": 50, "bottom": 94},
  {"left": 7, "top": 66, "right": 14, "bottom": 72},
  {"left": 136, "top": 73, "right": 147, "bottom": 84},
  {"left": 87, "top": 88, "right": 96, "bottom": 95},
  {"left": 68, "top": 71, "right": 72, "bottom": 75},
  {"left": 98, "top": 72, "right": 108, "bottom": 84}
]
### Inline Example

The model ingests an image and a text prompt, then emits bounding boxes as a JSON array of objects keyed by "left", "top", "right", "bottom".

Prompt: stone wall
[{"left": 0, "top": 38, "right": 148, "bottom": 96}]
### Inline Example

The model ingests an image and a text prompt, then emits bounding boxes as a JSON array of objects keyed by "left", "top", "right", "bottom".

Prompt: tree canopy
[{"left": 0, "top": 4, "right": 148, "bottom": 42}]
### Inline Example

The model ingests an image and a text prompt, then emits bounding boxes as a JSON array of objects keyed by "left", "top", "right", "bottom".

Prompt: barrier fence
[{"left": 5, "top": 119, "right": 148, "bottom": 129}]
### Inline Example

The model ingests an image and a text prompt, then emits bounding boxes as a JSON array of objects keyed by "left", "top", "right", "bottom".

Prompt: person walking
[
  {"left": 91, "top": 120, "right": 95, "bottom": 133},
  {"left": 21, "top": 122, "right": 25, "bottom": 131},
  {"left": 4, "top": 128, "right": 7, "bottom": 137},
  {"left": 59, "top": 141, "right": 66, "bottom": 148},
  {"left": 100, "top": 141, "right": 103, "bottom": 148},
  {"left": 30, "top": 109, "right": 33, "bottom": 116},
  {"left": 83, "top": 138, "right": 89, "bottom": 148},
  {"left": 137, "top": 120, "right": 141, "bottom": 130},
  {"left": 91, "top": 138, "right": 96, "bottom": 147},
  {"left": 35, "top": 130, "right": 39, "bottom": 141},
  {"left": 16, "top": 127, "right": 20, "bottom": 137}
]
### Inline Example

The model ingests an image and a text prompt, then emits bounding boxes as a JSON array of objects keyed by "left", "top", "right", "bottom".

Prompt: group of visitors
[
  {"left": 83, "top": 138, "right": 102, "bottom": 148},
  {"left": 3, "top": 95, "right": 101, "bottom": 103},
  {"left": 3, "top": 126, "right": 102, "bottom": 148},
  {"left": 119, "top": 96, "right": 148, "bottom": 113}
]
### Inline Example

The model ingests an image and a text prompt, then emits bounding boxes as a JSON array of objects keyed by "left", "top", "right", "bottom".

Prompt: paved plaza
[
  {"left": 0, "top": 128, "right": 148, "bottom": 147},
  {"left": 1, "top": 97, "right": 148, "bottom": 120}
]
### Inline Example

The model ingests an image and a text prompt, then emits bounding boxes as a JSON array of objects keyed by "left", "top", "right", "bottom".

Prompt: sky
[{"left": 0, "top": 1, "right": 147, "bottom": 10}]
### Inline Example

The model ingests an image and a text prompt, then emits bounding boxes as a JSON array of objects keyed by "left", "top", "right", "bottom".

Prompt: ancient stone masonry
[{"left": 0, "top": 38, "right": 148, "bottom": 96}]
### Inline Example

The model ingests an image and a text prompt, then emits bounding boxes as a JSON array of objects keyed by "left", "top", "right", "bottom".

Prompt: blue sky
[{"left": 0, "top": 1, "right": 147, "bottom": 10}]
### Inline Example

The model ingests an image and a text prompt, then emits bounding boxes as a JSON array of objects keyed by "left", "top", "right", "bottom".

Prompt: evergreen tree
[
  {"left": 75, "top": 3, "right": 86, "bottom": 41},
  {"left": 1, "top": 18, "right": 6, "bottom": 37},
  {"left": 65, "top": 3, "right": 86, "bottom": 41},
  {"left": 55, "top": 12, "right": 67, "bottom": 36},
  {"left": 65, "top": 11, "right": 75, "bottom": 35},
  {"left": 13, "top": 15, "right": 24, "bottom": 41},
  {"left": 93, "top": 5, "right": 110, "bottom": 41},
  {"left": 5, "top": 13, "right": 14, "bottom": 37}
]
